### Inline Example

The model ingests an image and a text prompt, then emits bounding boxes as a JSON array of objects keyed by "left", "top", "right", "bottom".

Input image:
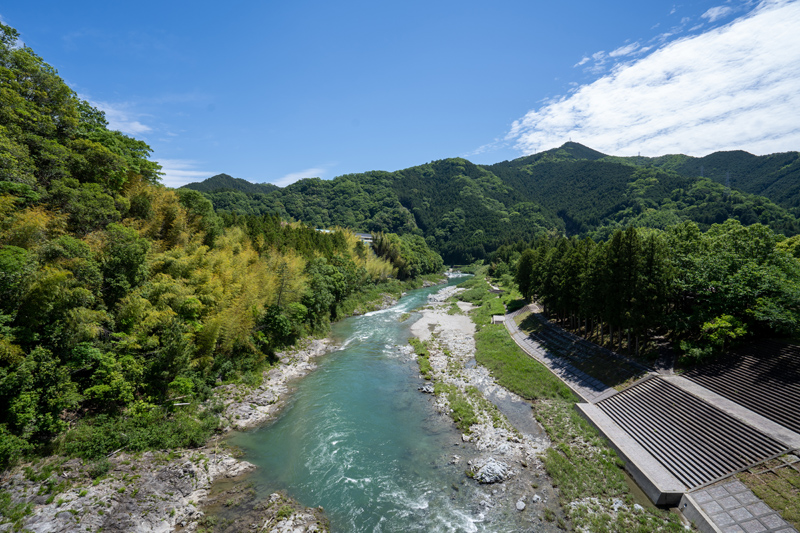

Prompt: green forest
[
  {"left": 185, "top": 144, "right": 800, "bottom": 265},
  {"left": 497, "top": 222, "right": 800, "bottom": 361},
  {"left": 0, "top": 23, "right": 442, "bottom": 469}
]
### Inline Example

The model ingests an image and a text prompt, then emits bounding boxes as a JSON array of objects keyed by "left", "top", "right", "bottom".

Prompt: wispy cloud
[
  {"left": 462, "top": 139, "right": 510, "bottom": 158},
  {"left": 158, "top": 159, "right": 218, "bottom": 188},
  {"left": 574, "top": 56, "right": 591, "bottom": 67},
  {"left": 702, "top": 5, "right": 734, "bottom": 22},
  {"left": 272, "top": 167, "right": 327, "bottom": 188},
  {"left": 90, "top": 100, "right": 152, "bottom": 136},
  {"left": 609, "top": 42, "right": 641, "bottom": 58},
  {"left": 507, "top": 0, "right": 800, "bottom": 157}
]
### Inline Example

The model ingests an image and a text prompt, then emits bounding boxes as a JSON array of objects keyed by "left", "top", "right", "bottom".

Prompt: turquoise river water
[{"left": 228, "top": 277, "right": 535, "bottom": 532}]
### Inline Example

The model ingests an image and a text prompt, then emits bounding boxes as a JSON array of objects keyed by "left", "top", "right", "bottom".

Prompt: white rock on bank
[{"left": 472, "top": 457, "right": 512, "bottom": 484}]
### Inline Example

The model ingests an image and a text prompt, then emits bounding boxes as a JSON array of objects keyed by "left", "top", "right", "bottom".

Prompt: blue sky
[{"left": 3, "top": 1, "right": 798, "bottom": 187}]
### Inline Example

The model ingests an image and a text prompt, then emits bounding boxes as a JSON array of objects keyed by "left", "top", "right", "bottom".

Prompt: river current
[{"left": 229, "top": 277, "right": 527, "bottom": 532}]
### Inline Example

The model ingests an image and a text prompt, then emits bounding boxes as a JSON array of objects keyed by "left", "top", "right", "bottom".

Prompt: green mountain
[
  {"left": 187, "top": 143, "right": 800, "bottom": 263},
  {"left": 183, "top": 173, "right": 279, "bottom": 194},
  {"left": 485, "top": 146, "right": 800, "bottom": 239},
  {"left": 603, "top": 150, "right": 800, "bottom": 215}
]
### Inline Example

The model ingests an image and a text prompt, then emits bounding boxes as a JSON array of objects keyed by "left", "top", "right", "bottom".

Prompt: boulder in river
[{"left": 471, "top": 457, "right": 512, "bottom": 484}]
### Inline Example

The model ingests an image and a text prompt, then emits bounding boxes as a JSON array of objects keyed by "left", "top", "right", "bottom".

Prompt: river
[{"left": 228, "top": 277, "right": 534, "bottom": 532}]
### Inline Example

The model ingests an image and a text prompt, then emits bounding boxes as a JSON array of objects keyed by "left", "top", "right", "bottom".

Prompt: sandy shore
[{"left": 409, "top": 285, "right": 567, "bottom": 530}]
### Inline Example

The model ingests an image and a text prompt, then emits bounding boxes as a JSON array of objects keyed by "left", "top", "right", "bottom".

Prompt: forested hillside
[
  {"left": 188, "top": 143, "right": 800, "bottom": 262},
  {"left": 183, "top": 173, "right": 279, "bottom": 195},
  {"left": 502, "top": 221, "right": 800, "bottom": 361},
  {"left": 186, "top": 159, "right": 562, "bottom": 263},
  {"left": 0, "top": 23, "right": 442, "bottom": 469},
  {"left": 603, "top": 150, "right": 800, "bottom": 216},
  {"left": 486, "top": 147, "right": 800, "bottom": 239}
]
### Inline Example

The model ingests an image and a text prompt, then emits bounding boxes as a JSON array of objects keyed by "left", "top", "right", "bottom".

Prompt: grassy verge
[
  {"left": 738, "top": 456, "right": 800, "bottom": 530},
  {"left": 408, "top": 338, "right": 433, "bottom": 380},
  {"left": 476, "top": 324, "right": 574, "bottom": 401},
  {"left": 536, "top": 399, "right": 683, "bottom": 532},
  {"left": 470, "top": 280, "right": 684, "bottom": 532}
]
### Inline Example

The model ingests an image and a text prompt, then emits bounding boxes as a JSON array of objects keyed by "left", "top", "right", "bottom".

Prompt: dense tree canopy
[{"left": 509, "top": 222, "right": 800, "bottom": 359}]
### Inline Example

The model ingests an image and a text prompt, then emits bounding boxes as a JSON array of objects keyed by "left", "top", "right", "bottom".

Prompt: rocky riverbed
[
  {"left": 409, "top": 285, "right": 568, "bottom": 531},
  {"left": 0, "top": 337, "right": 341, "bottom": 533}
]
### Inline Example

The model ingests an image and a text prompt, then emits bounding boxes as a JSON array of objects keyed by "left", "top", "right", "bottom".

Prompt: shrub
[{"left": 59, "top": 408, "right": 219, "bottom": 460}]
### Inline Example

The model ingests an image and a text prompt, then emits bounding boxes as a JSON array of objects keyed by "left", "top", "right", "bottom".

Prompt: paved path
[
  {"left": 504, "top": 305, "right": 618, "bottom": 403},
  {"left": 688, "top": 478, "right": 798, "bottom": 533}
]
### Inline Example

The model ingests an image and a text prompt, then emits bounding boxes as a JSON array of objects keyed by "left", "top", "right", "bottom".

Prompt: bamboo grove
[{"left": 508, "top": 222, "right": 800, "bottom": 360}]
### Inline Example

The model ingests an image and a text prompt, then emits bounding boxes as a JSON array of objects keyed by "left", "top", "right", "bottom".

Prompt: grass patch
[
  {"left": 536, "top": 399, "right": 683, "bottom": 532},
  {"left": 475, "top": 324, "right": 574, "bottom": 401},
  {"left": 409, "top": 337, "right": 433, "bottom": 379},
  {"left": 0, "top": 490, "right": 33, "bottom": 531},
  {"left": 738, "top": 457, "right": 800, "bottom": 530},
  {"left": 453, "top": 270, "right": 508, "bottom": 326},
  {"left": 536, "top": 400, "right": 627, "bottom": 501},
  {"left": 276, "top": 504, "right": 295, "bottom": 520},
  {"left": 434, "top": 383, "right": 477, "bottom": 433}
]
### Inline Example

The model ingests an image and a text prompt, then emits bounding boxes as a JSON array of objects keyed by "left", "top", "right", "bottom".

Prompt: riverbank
[
  {"left": 0, "top": 280, "right": 425, "bottom": 532},
  {"left": 0, "top": 336, "right": 342, "bottom": 533},
  {"left": 455, "top": 275, "right": 688, "bottom": 532},
  {"left": 408, "top": 284, "right": 568, "bottom": 531}
]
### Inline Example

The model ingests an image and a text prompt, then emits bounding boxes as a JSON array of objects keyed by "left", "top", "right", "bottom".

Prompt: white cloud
[
  {"left": 507, "top": 0, "right": 800, "bottom": 158},
  {"left": 90, "top": 100, "right": 152, "bottom": 136},
  {"left": 574, "top": 56, "right": 591, "bottom": 67},
  {"left": 272, "top": 167, "right": 326, "bottom": 188},
  {"left": 463, "top": 139, "right": 509, "bottom": 158},
  {"left": 702, "top": 5, "right": 734, "bottom": 22},
  {"left": 609, "top": 42, "right": 641, "bottom": 57},
  {"left": 157, "top": 159, "right": 218, "bottom": 188}
]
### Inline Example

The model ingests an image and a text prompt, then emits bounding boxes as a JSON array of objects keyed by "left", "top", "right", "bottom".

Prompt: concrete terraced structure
[{"left": 505, "top": 305, "right": 800, "bottom": 533}]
